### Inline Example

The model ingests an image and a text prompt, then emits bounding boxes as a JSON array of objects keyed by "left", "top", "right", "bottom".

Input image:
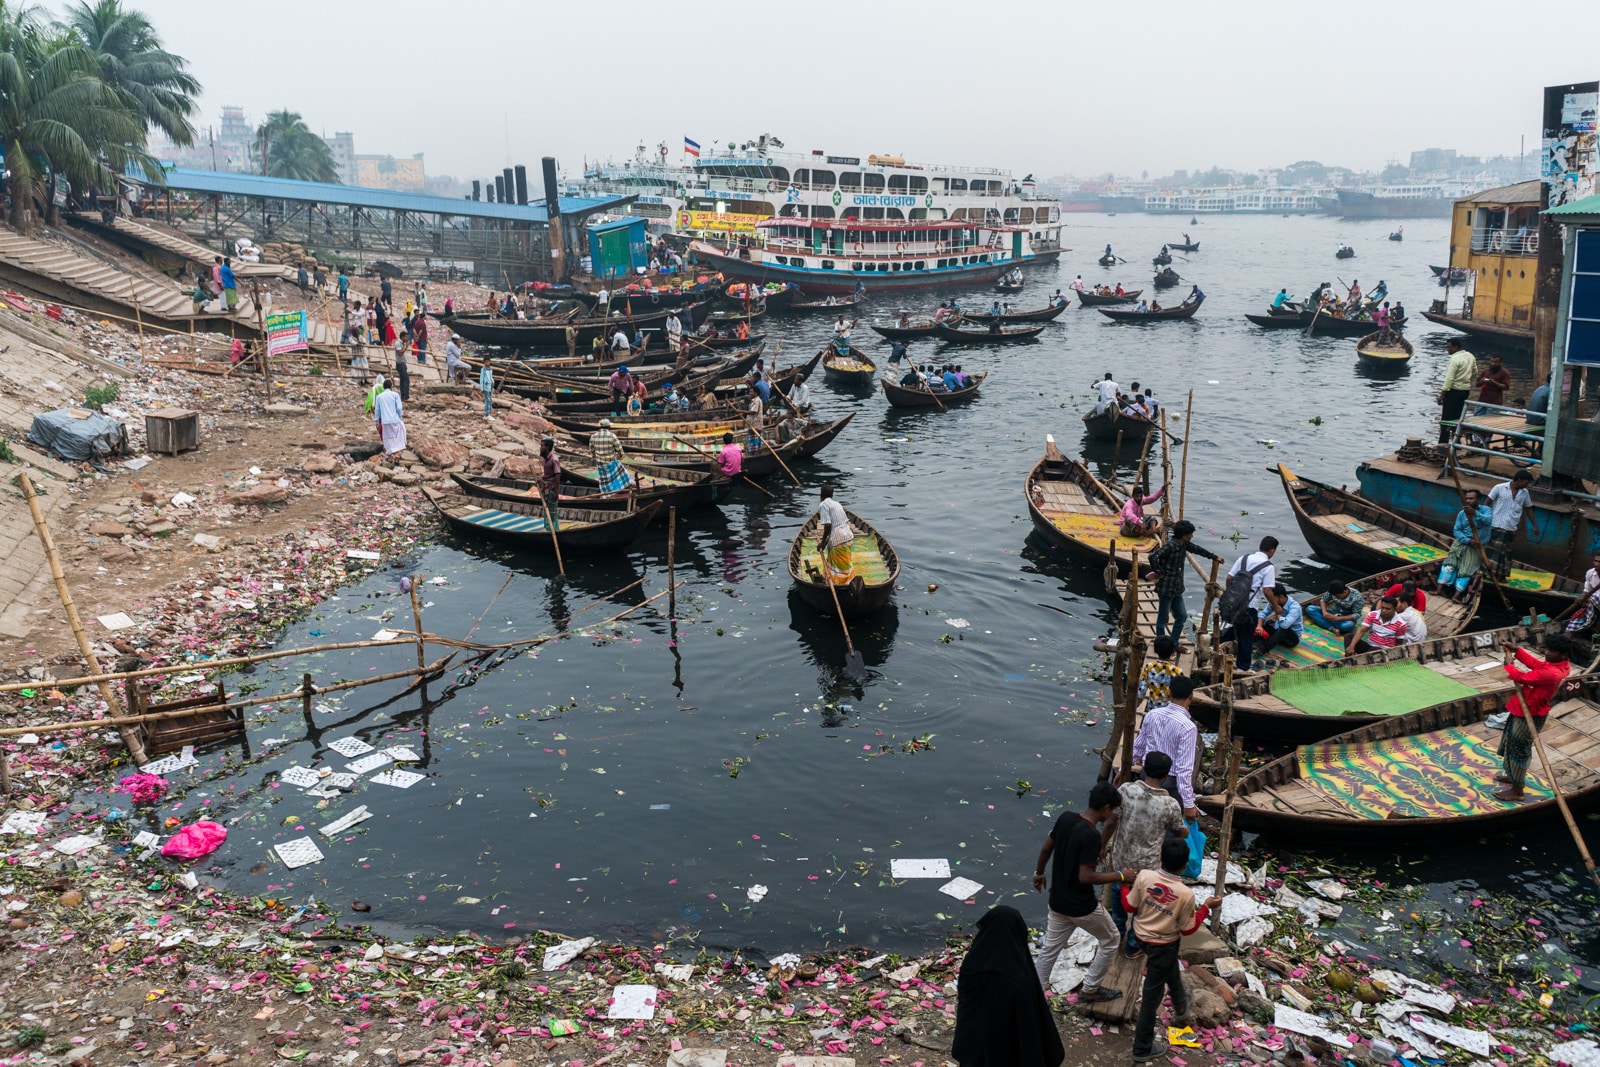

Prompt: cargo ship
[{"left": 1327, "top": 182, "right": 1476, "bottom": 218}]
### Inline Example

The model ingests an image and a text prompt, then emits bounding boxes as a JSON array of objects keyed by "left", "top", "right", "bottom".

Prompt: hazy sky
[{"left": 125, "top": 0, "right": 1597, "bottom": 183}]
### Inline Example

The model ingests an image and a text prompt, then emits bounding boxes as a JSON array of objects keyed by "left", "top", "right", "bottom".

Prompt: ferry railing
[
  {"left": 1469, "top": 228, "right": 1539, "bottom": 255},
  {"left": 1447, "top": 400, "right": 1545, "bottom": 472}
]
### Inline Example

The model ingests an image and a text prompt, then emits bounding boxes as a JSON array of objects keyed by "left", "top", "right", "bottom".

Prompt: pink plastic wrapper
[{"left": 160, "top": 820, "right": 227, "bottom": 860}]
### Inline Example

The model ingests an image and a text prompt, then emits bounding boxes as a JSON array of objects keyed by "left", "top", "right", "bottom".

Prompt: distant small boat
[
  {"left": 1189, "top": 216, "right": 1198, "bottom": 224},
  {"left": 1078, "top": 288, "right": 1140, "bottom": 306},
  {"left": 1097, "top": 254, "right": 1117, "bottom": 267},
  {"left": 1388, "top": 229, "right": 1404, "bottom": 242},
  {"left": 1082, "top": 405, "right": 1161, "bottom": 442},
  {"left": 1336, "top": 245, "right": 1356, "bottom": 259},
  {"left": 934, "top": 323, "right": 1047, "bottom": 344},
  {"left": 959, "top": 303, "right": 1069, "bottom": 325},
  {"left": 869, "top": 320, "right": 941, "bottom": 341},
  {"left": 1152, "top": 251, "right": 1173, "bottom": 266},
  {"left": 1168, "top": 240, "right": 1200, "bottom": 252},
  {"left": 996, "top": 278, "right": 1025, "bottom": 293},
  {"left": 1355, "top": 330, "right": 1414, "bottom": 367},
  {"left": 1151, "top": 268, "right": 1182, "bottom": 289},
  {"left": 789, "top": 294, "right": 865, "bottom": 313}
]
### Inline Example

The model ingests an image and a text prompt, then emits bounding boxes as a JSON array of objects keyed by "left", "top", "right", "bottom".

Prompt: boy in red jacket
[
  {"left": 1123, "top": 835, "right": 1221, "bottom": 1062},
  {"left": 1494, "top": 633, "right": 1574, "bottom": 801}
]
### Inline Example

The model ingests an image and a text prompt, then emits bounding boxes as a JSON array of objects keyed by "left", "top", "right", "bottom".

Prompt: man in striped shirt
[{"left": 1350, "top": 596, "right": 1409, "bottom": 653}]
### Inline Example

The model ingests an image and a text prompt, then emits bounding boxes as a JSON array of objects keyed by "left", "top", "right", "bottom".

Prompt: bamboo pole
[
  {"left": 1214, "top": 658, "right": 1236, "bottom": 777},
  {"left": 1445, "top": 466, "right": 1514, "bottom": 613},
  {"left": 1159, "top": 411, "right": 1174, "bottom": 528},
  {"left": 16, "top": 472, "right": 146, "bottom": 766},
  {"left": 1199, "top": 557, "right": 1223, "bottom": 640},
  {"left": 1178, "top": 388, "right": 1194, "bottom": 520},
  {"left": 408, "top": 572, "right": 428, "bottom": 692},
  {"left": 1209, "top": 738, "right": 1243, "bottom": 933},
  {"left": 1526, "top": 711, "right": 1600, "bottom": 890},
  {"left": 667, "top": 506, "right": 677, "bottom": 618},
  {"left": 126, "top": 277, "right": 145, "bottom": 348}
]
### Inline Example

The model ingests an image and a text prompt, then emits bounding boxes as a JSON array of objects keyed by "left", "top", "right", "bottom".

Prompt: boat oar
[
  {"left": 820, "top": 561, "right": 867, "bottom": 681},
  {"left": 747, "top": 420, "right": 801, "bottom": 485},
  {"left": 1524, "top": 683, "right": 1600, "bottom": 892},
  {"left": 671, "top": 432, "right": 773, "bottom": 498},
  {"left": 537, "top": 493, "right": 566, "bottom": 576},
  {"left": 1304, "top": 302, "right": 1324, "bottom": 338},
  {"left": 1446, "top": 465, "right": 1515, "bottom": 613}
]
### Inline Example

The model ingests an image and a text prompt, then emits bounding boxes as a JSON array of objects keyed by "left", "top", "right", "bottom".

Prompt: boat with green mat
[
  {"left": 1276, "top": 463, "right": 1581, "bottom": 618},
  {"left": 421, "top": 488, "right": 661, "bottom": 552},
  {"left": 1261, "top": 564, "right": 1479, "bottom": 671},
  {"left": 1196, "top": 674, "right": 1600, "bottom": 839},
  {"left": 787, "top": 509, "right": 901, "bottom": 619},
  {"left": 1190, "top": 621, "right": 1564, "bottom": 744}
]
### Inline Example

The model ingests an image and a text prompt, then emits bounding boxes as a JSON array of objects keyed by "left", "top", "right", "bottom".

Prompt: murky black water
[{"left": 137, "top": 214, "right": 1595, "bottom": 986}]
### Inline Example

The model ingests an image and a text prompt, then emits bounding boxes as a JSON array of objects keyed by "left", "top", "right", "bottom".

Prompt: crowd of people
[{"left": 1089, "top": 372, "right": 1163, "bottom": 420}]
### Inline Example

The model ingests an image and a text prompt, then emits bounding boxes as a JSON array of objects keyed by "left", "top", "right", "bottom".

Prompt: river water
[{"left": 153, "top": 213, "right": 1595, "bottom": 991}]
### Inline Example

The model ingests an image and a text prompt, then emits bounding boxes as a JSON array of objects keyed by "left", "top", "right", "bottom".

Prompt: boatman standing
[
  {"left": 1092, "top": 372, "right": 1120, "bottom": 414},
  {"left": 538, "top": 437, "right": 561, "bottom": 530},
  {"left": 589, "top": 419, "right": 634, "bottom": 493},
  {"left": 815, "top": 485, "right": 856, "bottom": 583},
  {"left": 1070, "top": 275, "right": 1085, "bottom": 292},
  {"left": 373, "top": 379, "right": 406, "bottom": 460},
  {"left": 1438, "top": 339, "right": 1477, "bottom": 443}
]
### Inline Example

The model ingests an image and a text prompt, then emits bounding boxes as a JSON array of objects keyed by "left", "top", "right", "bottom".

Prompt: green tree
[
  {"left": 65, "top": 0, "right": 199, "bottom": 146},
  {"left": 0, "top": 3, "right": 155, "bottom": 229},
  {"left": 256, "top": 109, "right": 338, "bottom": 183}
]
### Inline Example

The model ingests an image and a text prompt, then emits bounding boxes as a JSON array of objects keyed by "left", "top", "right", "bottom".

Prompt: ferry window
[
  {"left": 843, "top": 208, "right": 860, "bottom": 219},
  {"left": 852, "top": 263, "right": 863, "bottom": 272},
  {"left": 864, "top": 174, "right": 885, "bottom": 191},
  {"left": 910, "top": 208, "right": 925, "bottom": 220},
  {"left": 890, "top": 263, "right": 899, "bottom": 272},
  {"left": 769, "top": 167, "right": 789, "bottom": 183},
  {"left": 1004, "top": 209, "right": 1019, "bottom": 223},
  {"left": 902, "top": 263, "right": 912, "bottom": 271},
  {"left": 949, "top": 208, "right": 966, "bottom": 220},
  {"left": 774, "top": 256, "right": 787, "bottom": 266},
  {"left": 1019, "top": 208, "right": 1034, "bottom": 224},
  {"left": 822, "top": 260, "right": 835, "bottom": 270},
  {"left": 887, "top": 175, "right": 908, "bottom": 192},
  {"left": 793, "top": 169, "right": 809, "bottom": 185},
  {"left": 812, "top": 169, "right": 835, "bottom": 188},
  {"left": 909, "top": 176, "right": 927, "bottom": 193},
  {"left": 933, "top": 177, "right": 948, "bottom": 193},
  {"left": 937, "top": 258, "right": 946, "bottom": 268},
  {"left": 887, "top": 208, "right": 904, "bottom": 220},
  {"left": 863, "top": 207, "right": 885, "bottom": 220},
  {"left": 839, "top": 173, "right": 861, "bottom": 191},
  {"left": 811, "top": 206, "right": 834, "bottom": 219},
  {"left": 948, "top": 178, "right": 967, "bottom": 192},
  {"left": 915, "top": 261, "right": 925, "bottom": 270}
]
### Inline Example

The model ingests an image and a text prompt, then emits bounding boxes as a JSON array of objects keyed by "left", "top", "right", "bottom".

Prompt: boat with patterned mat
[
  {"left": 421, "top": 488, "right": 662, "bottom": 552},
  {"left": 1276, "top": 463, "right": 1580, "bottom": 617},
  {"left": 1025, "top": 435, "right": 1161, "bottom": 573},
  {"left": 1190, "top": 621, "right": 1565, "bottom": 744},
  {"left": 450, "top": 464, "right": 722, "bottom": 513},
  {"left": 1196, "top": 674, "right": 1600, "bottom": 838},
  {"left": 1259, "top": 564, "right": 1479, "bottom": 671},
  {"left": 821, "top": 343, "right": 878, "bottom": 384},
  {"left": 788, "top": 508, "right": 901, "bottom": 619}
]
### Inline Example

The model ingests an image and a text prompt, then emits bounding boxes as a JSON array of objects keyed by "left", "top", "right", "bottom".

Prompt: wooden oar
[
  {"left": 537, "top": 493, "right": 565, "bottom": 576},
  {"left": 671, "top": 433, "right": 773, "bottom": 498},
  {"left": 1304, "top": 301, "right": 1324, "bottom": 338},
  {"left": 820, "top": 564, "right": 866, "bottom": 681},
  {"left": 747, "top": 421, "right": 801, "bottom": 486},
  {"left": 1525, "top": 682, "right": 1600, "bottom": 891}
]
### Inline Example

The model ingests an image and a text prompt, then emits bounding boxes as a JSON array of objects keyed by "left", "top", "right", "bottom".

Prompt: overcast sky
[{"left": 125, "top": 0, "right": 1596, "bottom": 183}]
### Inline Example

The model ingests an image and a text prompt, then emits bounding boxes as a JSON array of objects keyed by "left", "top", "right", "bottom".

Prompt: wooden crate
[
  {"left": 130, "top": 683, "right": 243, "bottom": 754},
  {"left": 145, "top": 409, "right": 199, "bottom": 455}
]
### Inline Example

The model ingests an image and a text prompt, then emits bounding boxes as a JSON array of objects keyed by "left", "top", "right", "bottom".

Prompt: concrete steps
[{"left": 73, "top": 212, "right": 293, "bottom": 280}]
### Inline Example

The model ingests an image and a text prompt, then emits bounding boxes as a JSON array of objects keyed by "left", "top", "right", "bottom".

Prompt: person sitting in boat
[
  {"left": 898, "top": 311, "right": 913, "bottom": 329},
  {"left": 953, "top": 364, "right": 970, "bottom": 388},
  {"left": 1142, "top": 389, "right": 1160, "bottom": 417},
  {"left": 1305, "top": 579, "right": 1365, "bottom": 639},
  {"left": 1161, "top": 244, "right": 1170, "bottom": 256},
  {"left": 1118, "top": 482, "right": 1166, "bottom": 538},
  {"left": 1391, "top": 299, "right": 1405, "bottom": 326},
  {"left": 1369, "top": 279, "right": 1388, "bottom": 304},
  {"left": 1122, "top": 394, "right": 1151, "bottom": 417},
  {"left": 1135, "top": 299, "right": 1150, "bottom": 314},
  {"left": 663, "top": 382, "right": 690, "bottom": 411},
  {"left": 854, "top": 280, "right": 866, "bottom": 301},
  {"left": 789, "top": 372, "right": 812, "bottom": 413},
  {"left": 775, "top": 408, "right": 805, "bottom": 444},
  {"left": 1148, "top": 299, "right": 1162, "bottom": 313},
  {"left": 942, "top": 365, "right": 961, "bottom": 391},
  {"left": 1183, "top": 285, "right": 1204, "bottom": 306},
  {"left": 949, "top": 297, "right": 963, "bottom": 317},
  {"left": 933, "top": 302, "right": 950, "bottom": 324},
  {"left": 1271, "top": 288, "right": 1291, "bottom": 310},
  {"left": 923, "top": 366, "right": 948, "bottom": 392},
  {"left": 987, "top": 314, "right": 1002, "bottom": 335},
  {"left": 989, "top": 300, "right": 1003, "bottom": 318},
  {"left": 735, "top": 320, "right": 749, "bottom": 340},
  {"left": 1114, "top": 283, "right": 1126, "bottom": 296},
  {"left": 900, "top": 362, "right": 923, "bottom": 388},
  {"left": 696, "top": 319, "right": 715, "bottom": 337},
  {"left": 1350, "top": 596, "right": 1409, "bottom": 654}
]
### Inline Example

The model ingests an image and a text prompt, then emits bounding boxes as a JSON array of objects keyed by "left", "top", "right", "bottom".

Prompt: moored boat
[
  {"left": 1244, "top": 309, "right": 1314, "bottom": 329},
  {"left": 957, "top": 303, "right": 1068, "bottom": 325},
  {"left": 870, "top": 320, "right": 941, "bottom": 341},
  {"left": 445, "top": 301, "right": 711, "bottom": 348},
  {"left": 821, "top": 343, "right": 878, "bottom": 383},
  {"left": 1024, "top": 436, "right": 1160, "bottom": 571},
  {"left": 1078, "top": 288, "right": 1141, "bottom": 306},
  {"left": 934, "top": 323, "right": 1046, "bottom": 343},
  {"left": 788, "top": 508, "right": 901, "bottom": 619},
  {"left": 722, "top": 281, "right": 799, "bottom": 310},
  {"left": 881, "top": 370, "right": 987, "bottom": 408},
  {"left": 1355, "top": 330, "right": 1414, "bottom": 367},
  {"left": 1097, "top": 295, "right": 1204, "bottom": 322},
  {"left": 789, "top": 294, "right": 866, "bottom": 314},
  {"left": 1195, "top": 673, "right": 1599, "bottom": 838},
  {"left": 422, "top": 488, "right": 662, "bottom": 552},
  {"left": 450, "top": 465, "right": 721, "bottom": 514}
]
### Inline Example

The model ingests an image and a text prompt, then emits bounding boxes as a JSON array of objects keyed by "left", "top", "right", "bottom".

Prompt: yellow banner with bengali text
[{"left": 677, "top": 210, "right": 764, "bottom": 234}]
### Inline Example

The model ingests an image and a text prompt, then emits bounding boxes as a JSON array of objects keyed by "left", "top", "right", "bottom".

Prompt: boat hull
[
  {"left": 1418, "top": 310, "right": 1533, "bottom": 352},
  {"left": 1334, "top": 189, "right": 1455, "bottom": 218},
  {"left": 688, "top": 243, "right": 1011, "bottom": 296},
  {"left": 788, "top": 508, "right": 900, "bottom": 620}
]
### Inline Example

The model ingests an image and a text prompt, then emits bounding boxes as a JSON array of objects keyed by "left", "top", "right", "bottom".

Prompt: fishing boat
[
  {"left": 444, "top": 301, "right": 711, "bottom": 348},
  {"left": 1430, "top": 265, "right": 1470, "bottom": 284},
  {"left": 788, "top": 509, "right": 901, "bottom": 619},
  {"left": 1388, "top": 228, "right": 1404, "bottom": 242},
  {"left": 821, "top": 343, "right": 878, "bottom": 384},
  {"left": 1097, "top": 254, "right": 1117, "bottom": 267},
  {"left": 1169, "top": 240, "right": 1200, "bottom": 252},
  {"left": 1081, "top": 405, "right": 1161, "bottom": 443},
  {"left": 1355, "top": 331, "right": 1414, "bottom": 367},
  {"left": 1078, "top": 288, "right": 1141, "bottom": 306},
  {"left": 422, "top": 488, "right": 662, "bottom": 552},
  {"left": 1275, "top": 464, "right": 1578, "bottom": 617},
  {"left": 1152, "top": 268, "right": 1182, "bottom": 289},
  {"left": 789, "top": 294, "right": 865, "bottom": 314},
  {"left": 450, "top": 464, "right": 722, "bottom": 513},
  {"left": 957, "top": 304, "right": 1068, "bottom": 325},
  {"left": 1195, "top": 674, "right": 1600, "bottom": 838},
  {"left": 1098, "top": 296, "right": 1204, "bottom": 323},
  {"left": 1259, "top": 308, "right": 1401, "bottom": 337},
  {"left": 881, "top": 371, "right": 987, "bottom": 408},
  {"left": 1152, "top": 251, "right": 1173, "bottom": 266},
  {"left": 722, "top": 282, "right": 799, "bottom": 310},
  {"left": 1189, "top": 620, "right": 1563, "bottom": 744},
  {"left": 1024, "top": 436, "right": 1161, "bottom": 571},
  {"left": 870, "top": 319, "right": 941, "bottom": 341},
  {"left": 1336, "top": 245, "right": 1356, "bottom": 259},
  {"left": 934, "top": 323, "right": 1047, "bottom": 343}
]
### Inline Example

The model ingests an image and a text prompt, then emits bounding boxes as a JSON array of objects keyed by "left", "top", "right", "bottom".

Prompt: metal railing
[{"left": 1469, "top": 227, "right": 1538, "bottom": 255}]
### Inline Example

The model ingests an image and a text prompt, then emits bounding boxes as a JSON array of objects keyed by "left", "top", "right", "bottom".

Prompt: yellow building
[
  {"left": 354, "top": 154, "right": 426, "bottom": 193},
  {"left": 1422, "top": 180, "right": 1539, "bottom": 350}
]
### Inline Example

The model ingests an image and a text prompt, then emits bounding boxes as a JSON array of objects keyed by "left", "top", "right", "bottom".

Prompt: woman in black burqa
[{"left": 952, "top": 905, "right": 1065, "bottom": 1067}]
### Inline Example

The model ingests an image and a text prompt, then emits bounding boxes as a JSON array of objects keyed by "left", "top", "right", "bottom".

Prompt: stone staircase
[{"left": 73, "top": 213, "right": 292, "bottom": 281}]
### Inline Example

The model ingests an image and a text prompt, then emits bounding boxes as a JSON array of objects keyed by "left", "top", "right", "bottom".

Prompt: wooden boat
[
  {"left": 1078, "top": 288, "right": 1141, "bottom": 307},
  {"left": 792, "top": 413, "right": 856, "bottom": 459},
  {"left": 544, "top": 406, "right": 755, "bottom": 433},
  {"left": 528, "top": 348, "right": 761, "bottom": 402},
  {"left": 721, "top": 282, "right": 798, "bottom": 310},
  {"left": 451, "top": 464, "right": 721, "bottom": 513},
  {"left": 821, "top": 343, "right": 878, "bottom": 383},
  {"left": 443, "top": 300, "right": 711, "bottom": 348},
  {"left": 957, "top": 304, "right": 1068, "bottom": 325},
  {"left": 995, "top": 279, "right": 1025, "bottom": 293},
  {"left": 543, "top": 285, "right": 720, "bottom": 311},
  {"left": 1152, "top": 251, "right": 1173, "bottom": 266},
  {"left": 1152, "top": 268, "right": 1182, "bottom": 289},
  {"left": 789, "top": 294, "right": 864, "bottom": 313},
  {"left": 788, "top": 508, "right": 901, "bottom": 619},
  {"left": 1245, "top": 308, "right": 1400, "bottom": 337},
  {"left": 1097, "top": 254, "right": 1117, "bottom": 267},
  {"left": 1275, "top": 463, "right": 1579, "bottom": 617},
  {"left": 1356, "top": 331, "right": 1414, "bottom": 366},
  {"left": 1195, "top": 673, "right": 1600, "bottom": 838},
  {"left": 679, "top": 333, "right": 768, "bottom": 351},
  {"left": 1336, "top": 246, "right": 1356, "bottom": 259},
  {"left": 934, "top": 323, "right": 1047, "bottom": 343},
  {"left": 1081, "top": 405, "right": 1160, "bottom": 443},
  {"left": 1024, "top": 436, "right": 1160, "bottom": 571},
  {"left": 611, "top": 429, "right": 809, "bottom": 477},
  {"left": 1190, "top": 620, "right": 1564, "bottom": 744},
  {"left": 534, "top": 347, "right": 757, "bottom": 387},
  {"left": 1168, "top": 240, "right": 1200, "bottom": 252},
  {"left": 422, "top": 488, "right": 662, "bottom": 552},
  {"left": 1431, "top": 265, "right": 1470, "bottom": 283},
  {"left": 881, "top": 371, "right": 987, "bottom": 408},
  {"left": 1244, "top": 309, "right": 1314, "bottom": 329},
  {"left": 1098, "top": 295, "right": 1204, "bottom": 323},
  {"left": 870, "top": 320, "right": 941, "bottom": 341},
  {"left": 1388, "top": 230, "right": 1404, "bottom": 242},
  {"left": 706, "top": 306, "right": 767, "bottom": 326}
]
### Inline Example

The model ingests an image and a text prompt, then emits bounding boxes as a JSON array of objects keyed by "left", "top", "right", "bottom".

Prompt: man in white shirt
[
  {"left": 1092, "top": 373, "right": 1119, "bottom": 414},
  {"left": 596, "top": 288, "right": 610, "bottom": 312},
  {"left": 1484, "top": 470, "right": 1536, "bottom": 579},
  {"left": 611, "top": 329, "right": 630, "bottom": 354},
  {"left": 814, "top": 485, "right": 856, "bottom": 582},
  {"left": 1224, "top": 536, "right": 1279, "bottom": 670},
  {"left": 789, "top": 372, "right": 811, "bottom": 413},
  {"left": 665, "top": 312, "right": 683, "bottom": 347}
]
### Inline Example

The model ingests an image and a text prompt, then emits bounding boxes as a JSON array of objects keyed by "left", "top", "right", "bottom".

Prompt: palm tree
[
  {"left": 256, "top": 109, "right": 338, "bottom": 183},
  {"left": 65, "top": 0, "right": 200, "bottom": 146},
  {"left": 0, "top": 4, "right": 154, "bottom": 229}
]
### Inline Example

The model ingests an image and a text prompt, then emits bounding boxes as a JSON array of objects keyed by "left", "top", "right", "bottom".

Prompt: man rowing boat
[{"left": 815, "top": 485, "right": 856, "bottom": 584}]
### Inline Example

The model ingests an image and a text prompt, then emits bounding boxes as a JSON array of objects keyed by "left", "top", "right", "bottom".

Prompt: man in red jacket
[{"left": 1494, "top": 634, "right": 1574, "bottom": 801}]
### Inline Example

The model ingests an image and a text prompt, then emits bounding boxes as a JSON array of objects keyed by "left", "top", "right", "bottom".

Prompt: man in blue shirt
[
  {"left": 1271, "top": 288, "right": 1290, "bottom": 309},
  {"left": 942, "top": 366, "right": 960, "bottom": 391},
  {"left": 1184, "top": 284, "right": 1204, "bottom": 306},
  {"left": 1260, "top": 584, "right": 1304, "bottom": 659},
  {"left": 1440, "top": 488, "right": 1494, "bottom": 601},
  {"left": 220, "top": 257, "right": 238, "bottom": 310}
]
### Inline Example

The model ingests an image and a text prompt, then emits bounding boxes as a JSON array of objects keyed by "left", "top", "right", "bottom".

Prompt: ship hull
[{"left": 1333, "top": 190, "right": 1455, "bottom": 219}]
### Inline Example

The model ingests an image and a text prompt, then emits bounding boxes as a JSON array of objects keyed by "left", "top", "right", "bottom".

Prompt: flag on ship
[{"left": 683, "top": 137, "right": 700, "bottom": 159}]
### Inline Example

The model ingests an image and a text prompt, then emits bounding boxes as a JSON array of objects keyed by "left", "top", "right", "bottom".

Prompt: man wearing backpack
[{"left": 1219, "top": 536, "right": 1279, "bottom": 671}]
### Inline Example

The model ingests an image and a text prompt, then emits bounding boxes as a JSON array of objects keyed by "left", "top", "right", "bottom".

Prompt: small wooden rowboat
[
  {"left": 870, "top": 320, "right": 941, "bottom": 341},
  {"left": 451, "top": 463, "right": 722, "bottom": 513},
  {"left": 1244, "top": 309, "right": 1312, "bottom": 329},
  {"left": 1025, "top": 435, "right": 1160, "bottom": 572},
  {"left": 721, "top": 282, "right": 798, "bottom": 310},
  {"left": 881, "top": 371, "right": 987, "bottom": 408},
  {"left": 1097, "top": 254, "right": 1117, "bottom": 267},
  {"left": 1152, "top": 268, "right": 1182, "bottom": 289},
  {"left": 934, "top": 323, "right": 1047, "bottom": 343},
  {"left": 1097, "top": 295, "right": 1204, "bottom": 323},
  {"left": 1152, "top": 251, "right": 1173, "bottom": 266},
  {"left": 789, "top": 294, "right": 865, "bottom": 313},
  {"left": 1168, "top": 240, "right": 1200, "bottom": 252},
  {"left": 821, "top": 343, "right": 878, "bottom": 383},
  {"left": 1336, "top": 246, "right": 1356, "bottom": 259},
  {"left": 996, "top": 279, "right": 1025, "bottom": 293},
  {"left": 1355, "top": 330, "right": 1414, "bottom": 366},
  {"left": 1389, "top": 230, "right": 1404, "bottom": 241},
  {"left": 1082, "top": 405, "right": 1160, "bottom": 443},
  {"left": 1195, "top": 673, "right": 1600, "bottom": 839},
  {"left": 1275, "top": 464, "right": 1579, "bottom": 617},
  {"left": 788, "top": 508, "right": 901, "bottom": 619},
  {"left": 958, "top": 304, "right": 1068, "bottom": 325},
  {"left": 422, "top": 488, "right": 662, "bottom": 552},
  {"left": 1189, "top": 620, "right": 1565, "bottom": 744},
  {"left": 1078, "top": 288, "right": 1141, "bottom": 306}
]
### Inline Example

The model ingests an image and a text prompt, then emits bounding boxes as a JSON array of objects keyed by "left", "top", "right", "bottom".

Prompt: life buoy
[
  {"left": 650, "top": 294, "right": 659, "bottom": 304},
  {"left": 895, "top": 243, "right": 905, "bottom": 253},
  {"left": 767, "top": 180, "right": 778, "bottom": 192}
]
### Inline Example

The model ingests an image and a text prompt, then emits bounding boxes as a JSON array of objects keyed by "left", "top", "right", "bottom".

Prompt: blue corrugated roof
[{"left": 148, "top": 166, "right": 626, "bottom": 223}]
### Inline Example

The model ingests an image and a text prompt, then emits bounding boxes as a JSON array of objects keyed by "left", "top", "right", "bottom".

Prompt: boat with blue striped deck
[{"left": 422, "top": 488, "right": 661, "bottom": 552}]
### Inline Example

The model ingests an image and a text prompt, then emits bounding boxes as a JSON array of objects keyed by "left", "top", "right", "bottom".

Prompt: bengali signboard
[
  {"left": 676, "top": 210, "right": 764, "bottom": 234},
  {"left": 1543, "top": 81, "right": 1599, "bottom": 209},
  {"left": 264, "top": 310, "right": 309, "bottom": 357}
]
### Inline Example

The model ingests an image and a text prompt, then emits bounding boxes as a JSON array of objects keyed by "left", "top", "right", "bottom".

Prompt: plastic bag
[
  {"left": 1183, "top": 818, "right": 1205, "bottom": 880},
  {"left": 160, "top": 820, "right": 227, "bottom": 861}
]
